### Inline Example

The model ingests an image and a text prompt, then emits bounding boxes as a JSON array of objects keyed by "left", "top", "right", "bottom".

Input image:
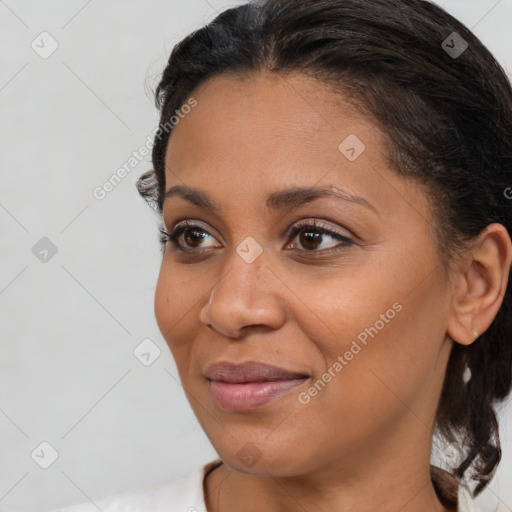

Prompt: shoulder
[
  {"left": 430, "top": 465, "right": 482, "bottom": 512},
  {"left": 48, "top": 459, "right": 222, "bottom": 512},
  {"left": 457, "top": 483, "right": 483, "bottom": 512}
]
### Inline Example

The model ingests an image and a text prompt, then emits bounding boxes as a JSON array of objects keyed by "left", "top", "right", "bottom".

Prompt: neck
[
  {"left": 204, "top": 424, "right": 459, "bottom": 512},
  {"left": 206, "top": 462, "right": 456, "bottom": 512}
]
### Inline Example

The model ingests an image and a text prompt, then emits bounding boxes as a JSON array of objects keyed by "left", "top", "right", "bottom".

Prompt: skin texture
[{"left": 154, "top": 71, "right": 512, "bottom": 512}]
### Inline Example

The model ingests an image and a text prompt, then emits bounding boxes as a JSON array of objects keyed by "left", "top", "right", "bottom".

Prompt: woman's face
[{"left": 154, "top": 71, "right": 455, "bottom": 477}]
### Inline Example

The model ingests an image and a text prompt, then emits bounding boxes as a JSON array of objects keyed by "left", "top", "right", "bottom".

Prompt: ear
[{"left": 447, "top": 223, "right": 512, "bottom": 345}]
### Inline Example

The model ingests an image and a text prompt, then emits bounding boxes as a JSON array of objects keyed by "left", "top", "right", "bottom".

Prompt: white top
[{"left": 50, "top": 459, "right": 481, "bottom": 512}]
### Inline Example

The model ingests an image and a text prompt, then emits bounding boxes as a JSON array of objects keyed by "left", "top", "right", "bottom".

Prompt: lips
[
  {"left": 204, "top": 360, "right": 310, "bottom": 383},
  {"left": 204, "top": 361, "right": 310, "bottom": 411}
]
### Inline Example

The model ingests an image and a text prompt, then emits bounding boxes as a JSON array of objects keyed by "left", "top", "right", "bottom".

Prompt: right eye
[{"left": 160, "top": 221, "right": 222, "bottom": 252}]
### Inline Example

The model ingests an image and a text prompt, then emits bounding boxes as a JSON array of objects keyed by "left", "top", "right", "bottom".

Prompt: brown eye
[
  {"left": 286, "top": 220, "right": 354, "bottom": 253},
  {"left": 298, "top": 229, "right": 323, "bottom": 250},
  {"left": 183, "top": 228, "right": 208, "bottom": 248},
  {"left": 160, "top": 221, "right": 221, "bottom": 251}
]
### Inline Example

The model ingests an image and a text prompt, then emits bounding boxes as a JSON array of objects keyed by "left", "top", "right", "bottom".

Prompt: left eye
[
  {"left": 159, "top": 220, "right": 353, "bottom": 253},
  {"left": 285, "top": 221, "right": 353, "bottom": 252}
]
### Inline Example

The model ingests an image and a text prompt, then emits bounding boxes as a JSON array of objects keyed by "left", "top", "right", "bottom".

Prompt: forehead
[
  {"left": 166, "top": 71, "right": 369, "bottom": 168},
  {"left": 167, "top": 73, "right": 372, "bottom": 176},
  {"left": 163, "top": 71, "right": 430, "bottom": 224}
]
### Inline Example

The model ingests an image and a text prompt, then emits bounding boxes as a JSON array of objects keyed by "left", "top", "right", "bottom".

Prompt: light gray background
[{"left": 1, "top": 1, "right": 511, "bottom": 511}]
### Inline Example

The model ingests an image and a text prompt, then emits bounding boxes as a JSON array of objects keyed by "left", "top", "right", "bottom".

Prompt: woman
[{"left": 54, "top": 0, "right": 512, "bottom": 510}]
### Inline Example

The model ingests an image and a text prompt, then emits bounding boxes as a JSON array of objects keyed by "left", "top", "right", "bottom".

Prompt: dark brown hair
[{"left": 137, "top": 0, "right": 512, "bottom": 501}]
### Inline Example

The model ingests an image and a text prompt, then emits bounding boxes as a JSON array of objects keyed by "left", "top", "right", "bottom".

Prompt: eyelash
[{"left": 159, "top": 219, "right": 354, "bottom": 256}]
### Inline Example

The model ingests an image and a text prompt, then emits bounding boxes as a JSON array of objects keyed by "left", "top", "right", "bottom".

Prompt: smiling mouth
[
  {"left": 204, "top": 360, "right": 311, "bottom": 411},
  {"left": 204, "top": 360, "right": 310, "bottom": 382},
  {"left": 207, "top": 376, "right": 310, "bottom": 411}
]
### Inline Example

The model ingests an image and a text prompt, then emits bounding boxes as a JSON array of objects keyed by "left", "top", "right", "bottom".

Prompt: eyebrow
[{"left": 163, "top": 184, "right": 378, "bottom": 214}]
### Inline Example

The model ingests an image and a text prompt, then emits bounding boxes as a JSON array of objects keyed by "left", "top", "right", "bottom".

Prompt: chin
[{"left": 211, "top": 434, "right": 320, "bottom": 478}]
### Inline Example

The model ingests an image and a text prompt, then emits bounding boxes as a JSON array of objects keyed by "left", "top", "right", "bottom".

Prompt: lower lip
[{"left": 208, "top": 378, "right": 309, "bottom": 411}]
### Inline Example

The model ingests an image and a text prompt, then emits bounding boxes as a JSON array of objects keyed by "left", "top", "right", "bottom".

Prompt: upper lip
[{"left": 204, "top": 361, "right": 310, "bottom": 383}]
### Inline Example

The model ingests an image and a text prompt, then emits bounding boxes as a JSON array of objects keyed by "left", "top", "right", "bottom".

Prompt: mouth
[
  {"left": 204, "top": 360, "right": 310, "bottom": 382},
  {"left": 204, "top": 361, "right": 310, "bottom": 411}
]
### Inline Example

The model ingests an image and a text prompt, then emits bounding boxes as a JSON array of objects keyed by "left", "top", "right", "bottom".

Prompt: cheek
[
  {"left": 290, "top": 253, "right": 446, "bottom": 405},
  {"left": 307, "top": 276, "right": 448, "bottom": 428},
  {"left": 285, "top": 266, "right": 400, "bottom": 363},
  {"left": 154, "top": 268, "right": 174, "bottom": 337},
  {"left": 153, "top": 263, "right": 198, "bottom": 349},
  {"left": 154, "top": 266, "right": 204, "bottom": 385}
]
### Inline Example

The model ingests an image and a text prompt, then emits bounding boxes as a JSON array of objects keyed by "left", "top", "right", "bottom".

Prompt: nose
[{"left": 199, "top": 251, "right": 286, "bottom": 339}]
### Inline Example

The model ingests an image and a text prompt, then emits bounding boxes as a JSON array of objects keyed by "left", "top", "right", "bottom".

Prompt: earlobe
[{"left": 446, "top": 223, "right": 512, "bottom": 346}]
